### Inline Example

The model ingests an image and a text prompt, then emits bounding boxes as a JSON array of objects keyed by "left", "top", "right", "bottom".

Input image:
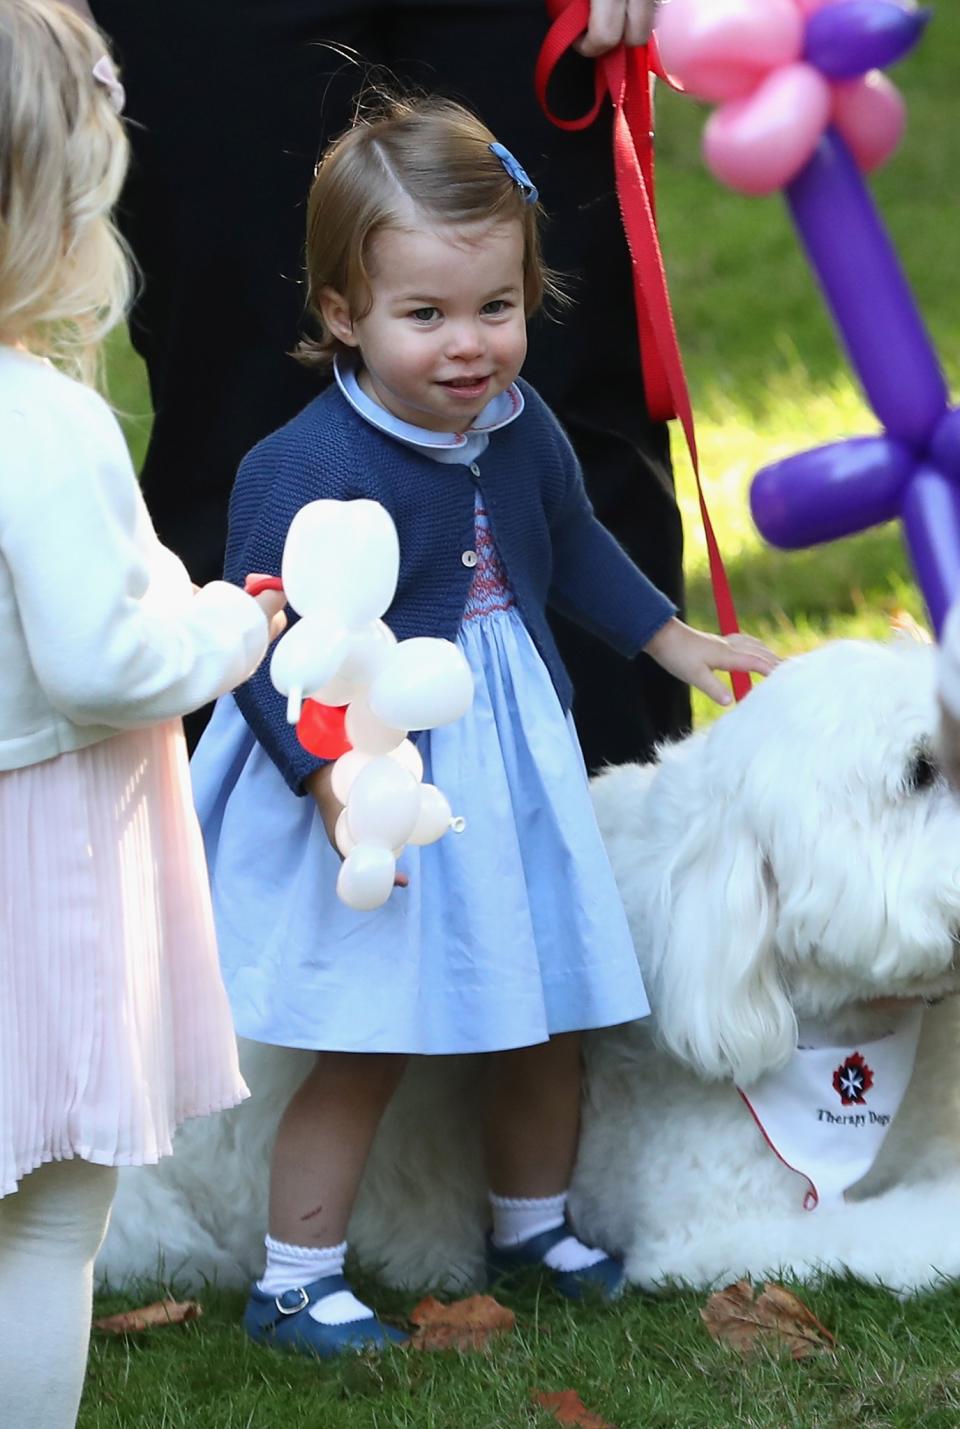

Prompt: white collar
[{"left": 333, "top": 357, "right": 524, "bottom": 452}]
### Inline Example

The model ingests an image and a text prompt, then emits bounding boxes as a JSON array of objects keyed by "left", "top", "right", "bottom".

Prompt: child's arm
[
  {"left": 543, "top": 411, "right": 778, "bottom": 700},
  {"left": 225, "top": 449, "right": 328, "bottom": 795},
  {"left": 225, "top": 433, "right": 374, "bottom": 795},
  {"left": 303, "top": 764, "right": 409, "bottom": 887},
  {"left": 304, "top": 765, "right": 340, "bottom": 845},
  {"left": 545, "top": 447, "right": 679, "bottom": 654},
  {"left": 2, "top": 404, "right": 277, "bottom": 728}
]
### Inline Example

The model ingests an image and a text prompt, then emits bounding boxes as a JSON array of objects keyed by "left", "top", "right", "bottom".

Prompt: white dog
[{"left": 99, "top": 639, "right": 960, "bottom": 1296}]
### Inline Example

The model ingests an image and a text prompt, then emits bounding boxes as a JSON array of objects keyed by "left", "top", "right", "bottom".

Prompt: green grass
[
  {"left": 88, "top": 9, "right": 960, "bottom": 1424},
  {"left": 83, "top": 1273, "right": 960, "bottom": 1428}
]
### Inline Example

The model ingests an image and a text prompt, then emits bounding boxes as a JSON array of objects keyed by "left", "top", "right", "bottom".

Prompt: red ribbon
[{"left": 535, "top": 0, "right": 751, "bottom": 700}]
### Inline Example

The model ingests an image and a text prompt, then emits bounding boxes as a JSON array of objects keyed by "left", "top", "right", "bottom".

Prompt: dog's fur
[{"left": 99, "top": 639, "right": 960, "bottom": 1295}]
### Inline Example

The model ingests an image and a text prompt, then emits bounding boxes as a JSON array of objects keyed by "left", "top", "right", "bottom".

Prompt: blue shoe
[
  {"left": 243, "top": 1274, "right": 408, "bottom": 1357},
  {"left": 486, "top": 1223, "right": 624, "bottom": 1302}
]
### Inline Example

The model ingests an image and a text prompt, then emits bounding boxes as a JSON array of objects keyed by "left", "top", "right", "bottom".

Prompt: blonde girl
[
  {"left": 192, "top": 96, "right": 777, "bottom": 1357},
  {"left": 0, "top": 3, "right": 285, "bottom": 1423}
]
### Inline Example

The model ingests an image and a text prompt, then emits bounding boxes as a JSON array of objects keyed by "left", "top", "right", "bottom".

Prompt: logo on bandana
[{"left": 832, "top": 1052, "right": 874, "bottom": 1106}]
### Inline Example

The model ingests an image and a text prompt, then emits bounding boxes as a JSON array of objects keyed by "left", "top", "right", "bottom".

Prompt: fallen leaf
[
  {"left": 701, "top": 1279, "right": 835, "bottom": 1360},
  {"left": 532, "top": 1387, "right": 617, "bottom": 1427},
  {"left": 93, "top": 1299, "right": 202, "bottom": 1334},
  {"left": 408, "top": 1293, "right": 515, "bottom": 1351}
]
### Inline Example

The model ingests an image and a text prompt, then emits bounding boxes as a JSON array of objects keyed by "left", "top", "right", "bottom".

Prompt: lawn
[
  {"left": 83, "top": 1275, "right": 960, "bottom": 1429},
  {"left": 86, "top": 9, "right": 960, "bottom": 1427}
]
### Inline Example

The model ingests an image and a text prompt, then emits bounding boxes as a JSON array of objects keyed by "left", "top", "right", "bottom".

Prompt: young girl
[
  {"left": 0, "top": 3, "right": 286, "bottom": 1422},
  {"left": 192, "top": 95, "right": 778, "bottom": 1357}
]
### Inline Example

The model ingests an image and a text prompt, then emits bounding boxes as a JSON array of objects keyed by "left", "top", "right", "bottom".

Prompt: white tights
[{"left": 0, "top": 1159, "right": 117, "bottom": 1429}]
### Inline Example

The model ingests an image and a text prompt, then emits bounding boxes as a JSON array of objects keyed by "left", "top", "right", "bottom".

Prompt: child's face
[{"left": 326, "top": 218, "right": 528, "bottom": 434}]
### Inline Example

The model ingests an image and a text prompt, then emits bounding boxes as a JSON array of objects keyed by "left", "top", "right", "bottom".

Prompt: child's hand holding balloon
[{"left": 253, "top": 500, "right": 472, "bottom": 912}]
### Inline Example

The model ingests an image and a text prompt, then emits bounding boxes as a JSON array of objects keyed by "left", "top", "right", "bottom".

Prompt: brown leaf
[
  {"left": 93, "top": 1299, "right": 202, "bottom": 1334},
  {"left": 532, "top": 1387, "right": 617, "bottom": 1427},
  {"left": 408, "top": 1293, "right": 515, "bottom": 1352},
  {"left": 701, "top": 1279, "right": 835, "bottom": 1361}
]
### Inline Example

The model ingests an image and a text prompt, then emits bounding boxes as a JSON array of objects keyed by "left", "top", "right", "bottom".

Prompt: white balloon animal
[{"left": 268, "top": 499, "right": 472, "bottom": 910}]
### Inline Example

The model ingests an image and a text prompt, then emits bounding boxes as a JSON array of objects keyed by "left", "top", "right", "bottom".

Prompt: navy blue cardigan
[{"left": 225, "top": 378, "right": 676, "bottom": 793}]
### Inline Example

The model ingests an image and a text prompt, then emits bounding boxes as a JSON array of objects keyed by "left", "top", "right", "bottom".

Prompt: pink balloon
[
  {"left": 704, "top": 62, "right": 833, "bottom": 195},
  {"left": 656, "top": 0, "right": 803, "bottom": 103},
  {"left": 793, "top": 0, "right": 846, "bottom": 15},
  {"left": 832, "top": 72, "right": 906, "bottom": 173}
]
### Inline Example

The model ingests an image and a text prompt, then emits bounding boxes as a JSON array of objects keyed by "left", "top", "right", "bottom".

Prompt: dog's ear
[{"left": 643, "top": 762, "right": 796, "bottom": 1087}]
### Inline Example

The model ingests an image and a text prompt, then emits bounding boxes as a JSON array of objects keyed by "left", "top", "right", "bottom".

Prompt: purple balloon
[
  {"left": 901, "top": 466, "right": 960, "bottom": 635},
  {"left": 786, "top": 131, "right": 948, "bottom": 448},
  {"left": 804, "top": 2, "right": 930, "bottom": 80},
  {"left": 930, "top": 408, "right": 960, "bottom": 482},
  {"left": 751, "top": 435, "right": 912, "bottom": 548}
]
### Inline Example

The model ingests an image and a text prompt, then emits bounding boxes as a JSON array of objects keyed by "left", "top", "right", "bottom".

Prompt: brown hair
[
  {"left": 0, "top": 0, "right": 132, "bottom": 386},
  {"left": 296, "top": 95, "right": 559, "bottom": 372}
]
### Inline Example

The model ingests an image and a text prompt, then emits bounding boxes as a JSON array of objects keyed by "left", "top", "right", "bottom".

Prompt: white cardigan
[{"left": 0, "top": 346, "right": 270, "bottom": 771}]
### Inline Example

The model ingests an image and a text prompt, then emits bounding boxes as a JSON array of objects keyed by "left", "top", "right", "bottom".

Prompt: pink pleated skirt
[{"left": 0, "top": 721, "right": 248, "bottom": 1198}]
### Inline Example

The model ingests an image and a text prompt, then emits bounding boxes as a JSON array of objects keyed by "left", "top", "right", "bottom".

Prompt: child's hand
[
  {"left": 252, "top": 588, "right": 287, "bottom": 644},
  {"left": 644, "top": 618, "right": 780, "bottom": 707},
  {"left": 304, "top": 765, "right": 409, "bottom": 888}
]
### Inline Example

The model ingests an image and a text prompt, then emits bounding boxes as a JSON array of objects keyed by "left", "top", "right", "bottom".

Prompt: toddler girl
[
  {"left": 193, "top": 95, "right": 777, "bottom": 1356},
  {"left": 0, "top": 3, "right": 284, "bottom": 1422}
]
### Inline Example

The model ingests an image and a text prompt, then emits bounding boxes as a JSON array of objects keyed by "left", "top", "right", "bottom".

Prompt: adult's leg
[
  {"left": 94, "top": 2, "right": 357, "bottom": 583},
  {"left": 93, "top": 1, "right": 392, "bottom": 744},
  {"left": 0, "top": 1159, "right": 118, "bottom": 1428},
  {"left": 389, "top": 5, "right": 691, "bottom": 768}
]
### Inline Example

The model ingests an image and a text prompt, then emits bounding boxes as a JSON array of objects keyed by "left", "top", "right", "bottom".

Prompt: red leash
[{"left": 535, "top": 1, "right": 751, "bottom": 699}]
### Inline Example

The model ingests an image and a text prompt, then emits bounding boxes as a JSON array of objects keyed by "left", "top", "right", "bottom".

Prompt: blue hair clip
[{"left": 489, "top": 141, "right": 539, "bottom": 205}]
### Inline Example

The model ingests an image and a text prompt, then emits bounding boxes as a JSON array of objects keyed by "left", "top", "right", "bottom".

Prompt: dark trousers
[{"left": 94, "top": 1, "right": 690, "bottom": 767}]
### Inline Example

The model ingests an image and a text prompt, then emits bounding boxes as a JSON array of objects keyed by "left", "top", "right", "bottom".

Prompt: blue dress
[{"left": 191, "top": 377, "right": 651, "bottom": 1055}]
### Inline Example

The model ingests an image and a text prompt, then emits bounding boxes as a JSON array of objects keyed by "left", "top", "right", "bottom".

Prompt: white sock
[
  {"left": 257, "top": 1236, "right": 374, "bottom": 1326},
  {"left": 489, "top": 1190, "right": 567, "bottom": 1247},
  {"left": 489, "top": 1192, "right": 609, "bottom": 1273}
]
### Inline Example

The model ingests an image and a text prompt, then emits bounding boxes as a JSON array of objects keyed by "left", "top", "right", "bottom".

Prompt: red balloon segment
[{"left": 296, "top": 700, "right": 353, "bottom": 759}]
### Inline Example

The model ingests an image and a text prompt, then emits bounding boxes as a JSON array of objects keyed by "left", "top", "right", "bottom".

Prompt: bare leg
[
  {"left": 269, "top": 1051, "right": 408, "bottom": 1246},
  {"left": 483, "top": 1033, "right": 582, "bottom": 1196},
  {"left": 482, "top": 1033, "right": 621, "bottom": 1292}
]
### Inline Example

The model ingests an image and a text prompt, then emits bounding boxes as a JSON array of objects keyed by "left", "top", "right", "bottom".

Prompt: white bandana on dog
[{"left": 738, "top": 1006, "right": 924, "bottom": 1209}]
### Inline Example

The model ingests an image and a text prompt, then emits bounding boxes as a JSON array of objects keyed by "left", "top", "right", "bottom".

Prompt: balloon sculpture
[
  {"left": 260, "top": 499, "right": 472, "bottom": 912},
  {"left": 656, "top": 0, "right": 960, "bottom": 633}
]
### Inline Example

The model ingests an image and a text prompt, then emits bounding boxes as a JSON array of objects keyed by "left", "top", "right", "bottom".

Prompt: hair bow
[{"left": 489, "top": 141, "right": 539, "bottom": 204}]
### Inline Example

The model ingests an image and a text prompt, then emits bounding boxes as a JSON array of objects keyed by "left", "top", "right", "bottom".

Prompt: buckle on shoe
[{"left": 275, "top": 1286, "right": 310, "bottom": 1315}]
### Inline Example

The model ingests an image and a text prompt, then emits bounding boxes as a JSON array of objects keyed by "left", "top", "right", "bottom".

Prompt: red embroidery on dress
[{"left": 463, "top": 504, "right": 516, "bottom": 622}]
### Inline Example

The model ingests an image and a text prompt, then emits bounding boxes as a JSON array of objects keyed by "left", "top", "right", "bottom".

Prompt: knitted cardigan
[{"left": 225, "top": 378, "right": 676, "bottom": 793}]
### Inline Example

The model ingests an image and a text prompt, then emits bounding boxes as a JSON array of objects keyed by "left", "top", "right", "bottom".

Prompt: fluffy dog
[{"left": 99, "top": 639, "right": 960, "bottom": 1295}]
